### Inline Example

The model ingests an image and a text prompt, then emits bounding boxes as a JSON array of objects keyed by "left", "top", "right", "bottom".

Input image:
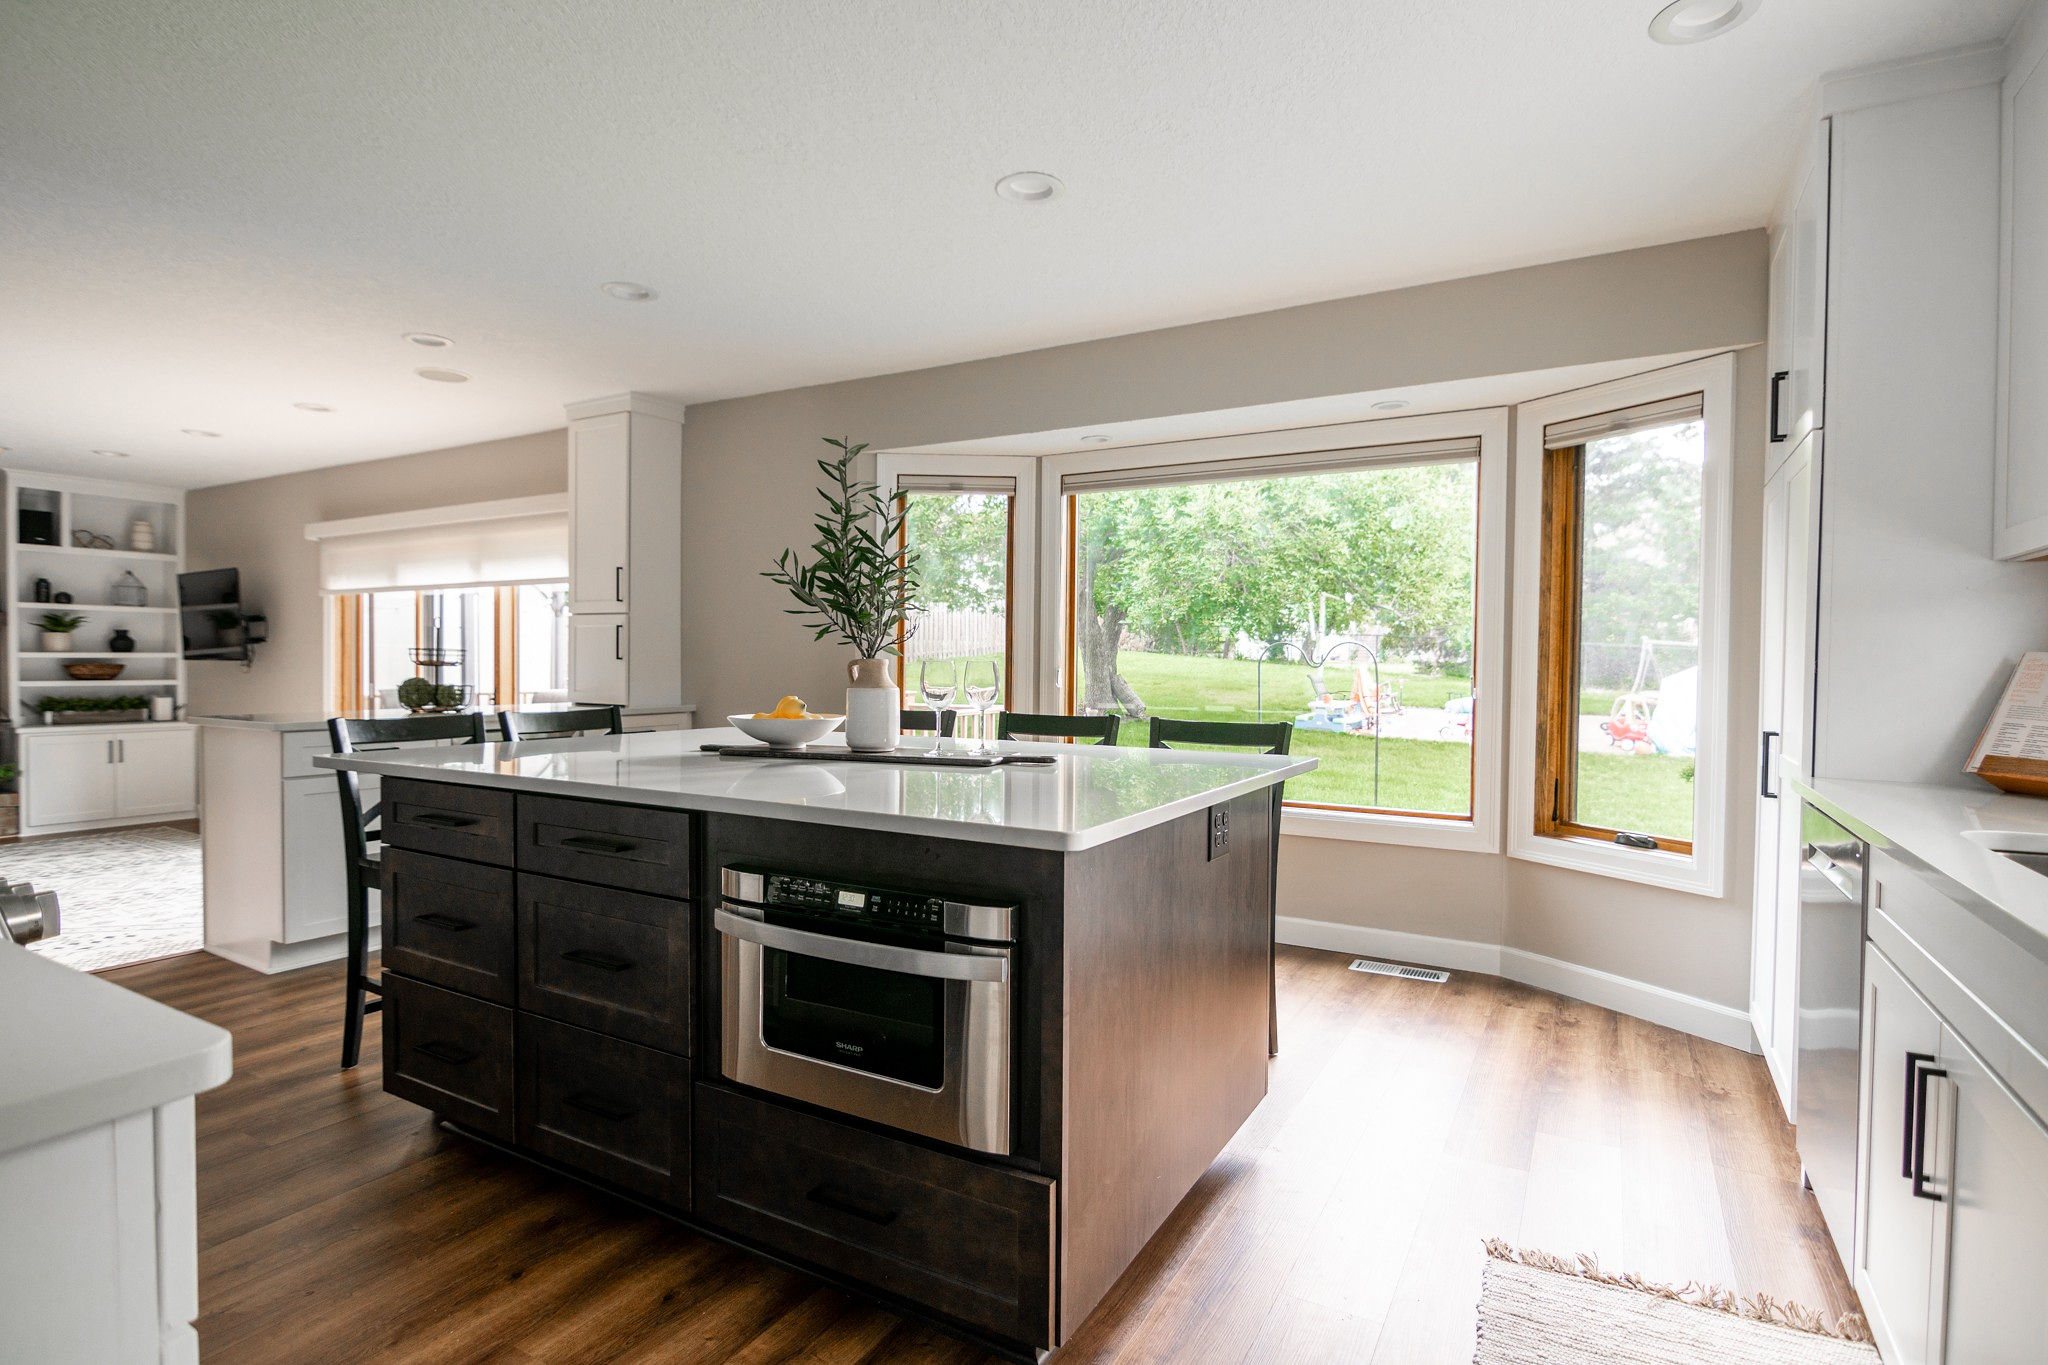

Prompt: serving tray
[{"left": 700, "top": 743, "right": 1056, "bottom": 768}]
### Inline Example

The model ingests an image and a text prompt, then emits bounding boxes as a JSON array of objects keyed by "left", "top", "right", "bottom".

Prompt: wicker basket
[{"left": 64, "top": 662, "right": 126, "bottom": 680}]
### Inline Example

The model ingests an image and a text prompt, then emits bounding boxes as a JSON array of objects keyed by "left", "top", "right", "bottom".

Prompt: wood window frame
[{"left": 1532, "top": 443, "right": 1692, "bottom": 856}]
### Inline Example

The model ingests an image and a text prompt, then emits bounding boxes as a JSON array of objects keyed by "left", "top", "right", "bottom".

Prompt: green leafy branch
[{"left": 763, "top": 438, "right": 920, "bottom": 659}]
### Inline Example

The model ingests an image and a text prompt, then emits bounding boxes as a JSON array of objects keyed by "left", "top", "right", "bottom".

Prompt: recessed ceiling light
[
  {"left": 93, "top": 449, "right": 129, "bottom": 458},
  {"left": 415, "top": 367, "right": 470, "bottom": 383},
  {"left": 1371, "top": 399, "right": 1412, "bottom": 411},
  {"left": 181, "top": 428, "right": 221, "bottom": 438},
  {"left": 1648, "top": 0, "right": 1760, "bottom": 45},
  {"left": 404, "top": 332, "right": 453, "bottom": 348},
  {"left": 995, "top": 171, "right": 1064, "bottom": 203},
  {"left": 600, "top": 281, "right": 658, "bottom": 302},
  {"left": 293, "top": 402, "right": 334, "bottom": 413},
  {"left": 1079, "top": 434, "right": 1111, "bottom": 444}
]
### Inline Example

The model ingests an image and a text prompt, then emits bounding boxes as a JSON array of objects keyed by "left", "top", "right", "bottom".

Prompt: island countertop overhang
[{"left": 312, "top": 726, "right": 1315, "bottom": 851}]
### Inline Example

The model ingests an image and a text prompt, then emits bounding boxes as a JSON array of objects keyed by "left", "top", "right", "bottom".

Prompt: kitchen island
[{"left": 317, "top": 727, "right": 1311, "bottom": 1357}]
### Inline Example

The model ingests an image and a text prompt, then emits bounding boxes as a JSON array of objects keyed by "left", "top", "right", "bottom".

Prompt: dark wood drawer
[
  {"left": 519, "top": 1014, "right": 689, "bottom": 1206},
  {"left": 382, "top": 778, "right": 515, "bottom": 865},
  {"left": 384, "top": 850, "right": 516, "bottom": 1005},
  {"left": 693, "top": 1085, "right": 1054, "bottom": 1346},
  {"left": 382, "top": 975, "right": 515, "bottom": 1141},
  {"left": 517, "top": 874, "right": 691, "bottom": 1053},
  {"left": 515, "top": 794, "right": 690, "bottom": 896}
]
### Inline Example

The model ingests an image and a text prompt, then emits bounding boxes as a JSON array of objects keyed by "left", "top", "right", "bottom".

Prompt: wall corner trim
[
  {"left": 1274, "top": 915, "right": 1756, "bottom": 1053},
  {"left": 564, "top": 392, "right": 687, "bottom": 424}
]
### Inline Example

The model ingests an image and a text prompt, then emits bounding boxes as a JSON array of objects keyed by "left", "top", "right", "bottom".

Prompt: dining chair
[
  {"left": 498, "top": 704, "right": 624, "bottom": 741},
  {"left": 329, "top": 712, "right": 489, "bottom": 1069},
  {"left": 900, "top": 707, "right": 957, "bottom": 738},
  {"left": 1147, "top": 716, "right": 1294, "bottom": 1056},
  {"left": 995, "top": 711, "right": 1122, "bottom": 745}
]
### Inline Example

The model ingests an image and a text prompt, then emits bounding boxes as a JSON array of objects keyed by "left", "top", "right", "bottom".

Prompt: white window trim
[
  {"left": 1506, "top": 352, "right": 1736, "bottom": 897},
  {"left": 1038, "top": 408, "right": 1511, "bottom": 854},
  {"left": 871, "top": 453, "right": 1042, "bottom": 713}
]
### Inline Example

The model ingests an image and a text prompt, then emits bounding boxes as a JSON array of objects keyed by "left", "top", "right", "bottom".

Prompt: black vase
[{"left": 108, "top": 628, "right": 135, "bottom": 654}]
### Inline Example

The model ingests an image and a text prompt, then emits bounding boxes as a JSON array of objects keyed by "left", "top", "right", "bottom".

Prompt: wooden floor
[{"left": 105, "top": 945, "right": 1855, "bottom": 1364}]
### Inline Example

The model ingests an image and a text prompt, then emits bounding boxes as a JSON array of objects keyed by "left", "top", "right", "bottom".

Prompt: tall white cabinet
[
  {"left": 1996, "top": 5, "right": 2048, "bottom": 559},
  {"left": 563, "top": 393, "right": 684, "bottom": 714},
  {"left": 4, "top": 470, "right": 197, "bottom": 839}
]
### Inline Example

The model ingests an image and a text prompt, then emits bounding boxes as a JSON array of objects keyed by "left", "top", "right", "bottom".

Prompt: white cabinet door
[
  {"left": 569, "top": 613, "right": 628, "bottom": 704},
  {"left": 1858, "top": 944, "right": 1946, "bottom": 1365},
  {"left": 279, "top": 775, "right": 377, "bottom": 943},
  {"left": 113, "top": 727, "right": 196, "bottom": 817},
  {"left": 1781, "top": 121, "right": 1830, "bottom": 452},
  {"left": 1929, "top": 1023, "right": 2048, "bottom": 1365},
  {"left": 1997, "top": 33, "right": 2048, "bottom": 558},
  {"left": 568, "top": 412, "right": 632, "bottom": 614},
  {"left": 1765, "top": 222, "right": 1798, "bottom": 478},
  {"left": 23, "top": 732, "right": 119, "bottom": 826}
]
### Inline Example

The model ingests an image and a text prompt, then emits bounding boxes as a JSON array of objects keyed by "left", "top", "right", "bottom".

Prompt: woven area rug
[
  {"left": 1476, "top": 1241, "right": 1877, "bottom": 1364},
  {"left": 4, "top": 825, "right": 203, "bottom": 971}
]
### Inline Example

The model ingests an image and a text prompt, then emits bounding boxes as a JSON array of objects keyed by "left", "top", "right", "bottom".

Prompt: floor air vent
[{"left": 1348, "top": 958, "right": 1449, "bottom": 983}]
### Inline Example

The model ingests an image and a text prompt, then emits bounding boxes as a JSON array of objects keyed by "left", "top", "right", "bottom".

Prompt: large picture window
[
  {"left": 334, "top": 582, "right": 568, "bottom": 711},
  {"left": 1063, "top": 441, "right": 1482, "bottom": 819},
  {"left": 897, "top": 476, "right": 1015, "bottom": 707}
]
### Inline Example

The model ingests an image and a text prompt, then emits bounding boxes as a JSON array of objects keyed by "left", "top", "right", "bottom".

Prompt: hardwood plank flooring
[{"left": 103, "top": 945, "right": 1854, "bottom": 1363}]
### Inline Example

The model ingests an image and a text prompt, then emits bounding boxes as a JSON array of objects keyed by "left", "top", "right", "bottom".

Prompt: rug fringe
[{"left": 1480, "top": 1239, "right": 1874, "bottom": 1346}]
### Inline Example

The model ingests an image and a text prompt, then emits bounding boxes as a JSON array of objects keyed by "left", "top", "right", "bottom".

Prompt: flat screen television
[{"left": 177, "top": 567, "right": 242, "bottom": 657}]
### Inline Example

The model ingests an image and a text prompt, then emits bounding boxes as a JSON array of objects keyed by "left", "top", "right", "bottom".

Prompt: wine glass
[
  {"left": 919, "top": 659, "right": 958, "bottom": 749},
  {"left": 961, "top": 660, "right": 1001, "bottom": 752}
]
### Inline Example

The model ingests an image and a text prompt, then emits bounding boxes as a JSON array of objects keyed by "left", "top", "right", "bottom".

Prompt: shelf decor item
[
  {"left": 763, "top": 438, "right": 919, "bottom": 752},
  {"left": 70, "top": 529, "right": 116, "bottom": 550},
  {"left": 37, "top": 610, "right": 84, "bottom": 651},
  {"left": 37, "top": 695, "right": 151, "bottom": 725},
  {"left": 110, "top": 571, "right": 147, "bottom": 606},
  {"left": 128, "top": 518, "right": 156, "bottom": 552},
  {"left": 64, "top": 662, "right": 126, "bottom": 680},
  {"left": 32, "top": 578, "right": 51, "bottom": 603},
  {"left": 209, "top": 609, "right": 246, "bottom": 647},
  {"left": 107, "top": 628, "right": 136, "bottom": 653}
]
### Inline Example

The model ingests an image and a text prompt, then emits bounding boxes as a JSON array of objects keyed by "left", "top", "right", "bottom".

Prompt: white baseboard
[
  {"left": 204, "top": 929, "right": 368, "bottom": 975},
  {"left": 1276, "top": 916, "right": 1755, "bottom": 1053}
]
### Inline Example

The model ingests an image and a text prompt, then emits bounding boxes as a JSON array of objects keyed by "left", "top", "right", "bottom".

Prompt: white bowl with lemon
[{"left": 729, "top": 696, "right": 844, "bottom": 749}]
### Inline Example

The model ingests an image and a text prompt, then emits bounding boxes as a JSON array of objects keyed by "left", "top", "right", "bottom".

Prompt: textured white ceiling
[{"left": 0, "top": 0, "right": 2027, "bottom": 488}]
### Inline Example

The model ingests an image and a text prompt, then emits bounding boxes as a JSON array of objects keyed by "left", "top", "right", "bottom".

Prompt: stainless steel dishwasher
[{"left": 1795, "top": 801, "right": 1866, "bottom": 1269}]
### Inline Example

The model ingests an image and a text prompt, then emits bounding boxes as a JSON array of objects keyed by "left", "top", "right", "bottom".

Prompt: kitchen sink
[{"left": 1962, "top": 829, "right": 2048, "bottom": 877}]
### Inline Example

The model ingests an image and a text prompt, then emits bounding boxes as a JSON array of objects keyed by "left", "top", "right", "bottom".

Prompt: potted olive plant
[
  {"left": 38, "top": 610, "right": 84, "bottom": 651},
  {"left": 763, "top": 438, "right": 920, "bottom": 751}
]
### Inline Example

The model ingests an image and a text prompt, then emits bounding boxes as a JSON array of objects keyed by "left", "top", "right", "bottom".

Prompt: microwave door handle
[{"left": 714, "top": 906, "right": 1008, "bottom": 983}]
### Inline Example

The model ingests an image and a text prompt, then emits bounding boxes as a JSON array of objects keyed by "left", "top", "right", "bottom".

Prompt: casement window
[
  {"left": 892, "top": 473, "right": 1018, "bottom": 709},
  {"left": 1509, "top": 355, "right": 1735, "bottom": 895},
  {"left": 1042, "top": 411, "right": 1509, "bottom": 850}
]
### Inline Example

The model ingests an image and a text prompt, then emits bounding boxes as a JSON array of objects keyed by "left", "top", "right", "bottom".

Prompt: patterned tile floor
[{"left": 4, "top": 824, "right": 202, "bottom": 971}]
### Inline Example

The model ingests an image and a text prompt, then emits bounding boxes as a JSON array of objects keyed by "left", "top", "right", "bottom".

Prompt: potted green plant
[
  {"left": 36, "top": 694, "right": 151, "bottom": 725},
  {"left": 763, "top": 438, "right": 920, "bottom": 751},
  {"left": 0, "top": 763, "right": 16, "bottom": 839},
  {"left": 37, "top": 610, "right": 85, "bottom": 651}
]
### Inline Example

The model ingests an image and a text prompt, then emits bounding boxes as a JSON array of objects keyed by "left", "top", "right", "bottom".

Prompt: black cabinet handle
[
  {"left": 614, "top": 624, "right": 624, "bottom": 661},
  {"left": 1769, "top": 370, "right": 1790, "bottom": 442},
  {"left": 565, "top": 1091, "right": 637, "bottom": 1123},
  {"left": 561, "top": 948, "right": 634, "bottom": 973},
  {"left": 1910, "top": 1056, "right": 1947, "bottom": 1202},
  {"left": 1903, "top": 1051, "right": 1935, "bottom": 1178},
  {"left": 614, "top": 566, "right": 623, "bottom": 603},
  {"left": 560, "top": 834, "right": 637, "bottom": 855},
  {"left": 1760, "top": 730, "right": 1780, "bottom": 799},
  {"left": 806, "top": 1184, "right": 898, "bottom": 1226},
  {"left": 411, "top": 812, "right": 479, "bottom": 830},
  {"left": 414, "top": 1040, "right": 477, "bottom": 1066},
  {"left": 415, "top": 912, "right": 475, "bottom": 933}
]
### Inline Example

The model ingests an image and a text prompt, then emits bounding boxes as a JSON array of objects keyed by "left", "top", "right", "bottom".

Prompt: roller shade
[
  {"left": 308, "top": 495, "right": 568, "bottom": 593},
  {"left": 1543, "top": 394, "right": 1704, "bottom": 450},
  {"left": 893, "top": 473, "right": 1018, "bottom": 495},
  {"left": 1060, "top": 436, "right": 1479, "bottom": 496}
]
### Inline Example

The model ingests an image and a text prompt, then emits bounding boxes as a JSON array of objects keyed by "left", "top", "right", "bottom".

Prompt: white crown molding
[
  {"left": 563, "top": 392, "right": 687, "bottom": 424},
  {"left": 303, "top": 492, "right": 566, "bottom": 542},
  {"left": 1821, "top": 42, "right": 2006, "bottom": 117}
]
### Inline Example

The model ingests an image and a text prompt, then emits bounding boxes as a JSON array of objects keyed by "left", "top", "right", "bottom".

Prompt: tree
[{"left": 904, "top": 492, "right": 1008, "bottom": 612}]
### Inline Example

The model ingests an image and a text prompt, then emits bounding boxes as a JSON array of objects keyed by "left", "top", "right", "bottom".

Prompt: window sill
[
  {"left": 1508, "top": 830, "right": 1723, "bottom": 898},
  {"left": 1281, "top": 804, "right": 1498, "bottom": 854}
]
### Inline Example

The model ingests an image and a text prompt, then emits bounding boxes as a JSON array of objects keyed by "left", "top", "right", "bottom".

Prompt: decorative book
[{"left": 1966, "top": 652, "right": 2048, "bottom": 796}]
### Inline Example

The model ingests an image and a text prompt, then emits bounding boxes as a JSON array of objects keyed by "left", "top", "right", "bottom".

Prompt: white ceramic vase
[
  {"left": 844, "top": 656, "right": 900, "bottom": 752},
  {"left": 40, "top": 631, "right": 71, "bottom": 652}
]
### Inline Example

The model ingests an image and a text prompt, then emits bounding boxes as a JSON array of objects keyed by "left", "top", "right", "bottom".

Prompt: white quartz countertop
[
  {"left": 316, "top": 726, "right": 1315, "bottom": 851},
  {"left": 1796, "top": 775, "right": 2048, "bottom": 960},
  {"left": 0, "top": 940, "right": 232, "bottom": 1156}
]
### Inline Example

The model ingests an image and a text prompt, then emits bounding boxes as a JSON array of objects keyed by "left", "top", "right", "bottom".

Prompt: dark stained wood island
[{"left": 321, "top": 730, "right": 1311, "bottom": 1358}]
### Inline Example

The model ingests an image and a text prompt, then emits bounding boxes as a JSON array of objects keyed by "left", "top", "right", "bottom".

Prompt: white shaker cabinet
[
  {"left": 563, "top": 394, "right": 683, "bottom": 712},
  {"left": 1766, "top": 123, "right": 1829, "bottom": 475},
  {"left": 21, "top": 730, "right": 120, "bottom": 826},
  {"left": 1856, "top": 943, "right": 1946, "bottom": 1364},
  {"left": 1996, "top": 17, "right": 2048, "bottom": 558},
  {"left": 19, "top": 725, "right": 197, "bottom": 834}
]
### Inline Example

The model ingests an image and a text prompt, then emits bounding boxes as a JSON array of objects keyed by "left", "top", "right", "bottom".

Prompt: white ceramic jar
[{"left": 844, "top": 657, "right": 900, "bottom": 752}]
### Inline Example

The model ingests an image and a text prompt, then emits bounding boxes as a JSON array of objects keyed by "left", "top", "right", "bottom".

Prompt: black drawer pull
[
  {"left": 410, "top": 812, "right": 479, "bottom": 830},
  {"left": 561, "top": 948, "right": 634, "bottom": 973},
  {"left": 564, "top": 1091, "right": 637, "bottom": 1123},
  {"left": 806, "top": 1184, "right": 898, "bottom": 1226},
  {"left": 414, "top": 912, "right": 475, "bottom": 933},
  {"left": 560, "top": 834, "right": 638, "bottom": 855},
  {"left": 413, "top": 1040, "right": 477, "bottom": 1066}
]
